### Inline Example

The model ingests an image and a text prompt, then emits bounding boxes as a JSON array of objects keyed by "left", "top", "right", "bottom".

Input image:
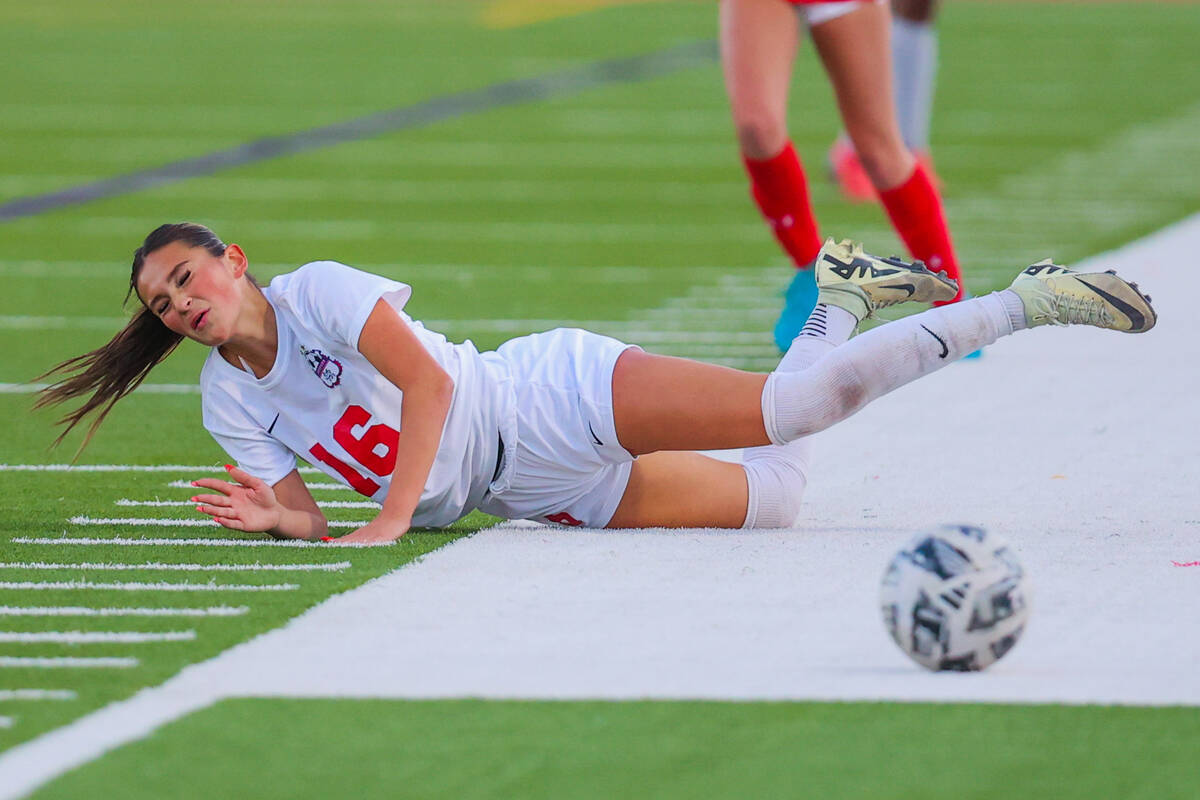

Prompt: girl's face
[{"left": 135, "top": 241, "right": 248, "bottom": 345}]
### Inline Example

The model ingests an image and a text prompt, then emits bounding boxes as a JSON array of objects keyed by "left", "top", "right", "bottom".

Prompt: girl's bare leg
[
  {"left": 720, "top": 0, "right": 799, "bottom": 159},
  {"left": 606, "top": 451, "right": 750, "bottom": 529},
  {"left": 611, "top": 350, "right": 770, "bottom": 455},
  {"left": 607, "top": 335, "right": 839, "bottom": 530},
  {"left": 810, "top": 3, "right": 914, "bottom": 189}
]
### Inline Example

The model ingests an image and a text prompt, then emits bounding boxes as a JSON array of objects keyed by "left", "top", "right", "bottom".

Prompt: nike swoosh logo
[
  {"left": 587, "top": 421, "right": 603, "bottom": 447},
  {"left": 921, "top": 325, "right": 949, "bottom": 359},
  {"left": 881, "top": 282, "right": 916, "bottom": 297},
  {"left": 267, "top": 413, "right": 280, "bottom": 434},
  {"left": 1074, "top": 277, "right": 1145, "bottom": 330}
]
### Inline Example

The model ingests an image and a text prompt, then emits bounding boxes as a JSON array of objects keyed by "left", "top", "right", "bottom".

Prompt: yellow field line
[{"left": 479, "top": 0, "right": 668, "bottom": 29}]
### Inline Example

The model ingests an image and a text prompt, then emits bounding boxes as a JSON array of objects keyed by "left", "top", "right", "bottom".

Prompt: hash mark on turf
[
  {"left": 0, "top": 580, "right": 298, "bottom": 592},
  {"left": 0, "top": 657, "right": 139, "bottom": 669},
  {"left": 0, "top": 690, "right": 77, "bottom": 701},
  {"left": 14, "top": 537, "right": 374, "bottom": 548},
  {"left": 0, "top": 561, "right": 351, "bottom": 572},
  {"left": 69, "top": 515, "right": 369, "bottom": 527},
  {"left": 0, "top": 606, "right": 248, "bottom": 617},
  {"left": 0, "top": 631, "right": 196, "bottom": 644}
]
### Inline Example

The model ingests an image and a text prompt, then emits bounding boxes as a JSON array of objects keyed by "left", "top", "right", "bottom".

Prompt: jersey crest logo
[{"left": 300, "top": 345, "right": 343, "bottom": 388}]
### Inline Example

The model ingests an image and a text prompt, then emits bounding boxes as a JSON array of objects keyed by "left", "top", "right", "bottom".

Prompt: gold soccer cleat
[
  {"left": 814, "top": 239, "right": 959, "bottom": 322},
  {"left": 1009, "top": 260, "right": 1156, "bottom": 333}
]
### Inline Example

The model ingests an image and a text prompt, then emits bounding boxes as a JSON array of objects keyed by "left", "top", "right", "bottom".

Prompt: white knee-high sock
[
  {"left": 742, "top": 303, "right": 858, "bottom": 528},
  {"left": 763, "top": 291, "right": 1024, "bottom": 445},
  {"left": 892, "top": 16, "right": 937, "bottom": 153}
]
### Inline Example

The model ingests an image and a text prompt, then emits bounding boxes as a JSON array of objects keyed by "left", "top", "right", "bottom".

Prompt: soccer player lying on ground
[{"left": 37, "top": 223, "right": 1155, "bottom": 544}]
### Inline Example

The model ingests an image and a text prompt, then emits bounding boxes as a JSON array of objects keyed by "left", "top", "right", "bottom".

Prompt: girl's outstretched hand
[
  {"left": 331, "top": 514, "right": 410, "bottom": 545},
  {"left": 190, "top": 464, "right": 283, "bottom": 532}
]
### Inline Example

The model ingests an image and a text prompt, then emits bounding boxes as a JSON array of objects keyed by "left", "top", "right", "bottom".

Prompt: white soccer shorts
[
  {"left": 801, "top": 0, "right": 883, "bottom": 28},
  {"left": 477, "top": 328, "right": 639, "bottom": 528}
]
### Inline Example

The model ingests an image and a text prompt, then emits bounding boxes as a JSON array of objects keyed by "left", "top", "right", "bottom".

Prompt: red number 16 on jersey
[{"left": 308, "top": 405, "right": 399, "bottom": 496}]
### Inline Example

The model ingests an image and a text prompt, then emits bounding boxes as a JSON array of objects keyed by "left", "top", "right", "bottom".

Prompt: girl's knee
[
  {"left": 734, "top": 113, "right": 789, "bottom": 161},
  {"left": 741, "top": 456, "right": 808, "bottom": 529}
]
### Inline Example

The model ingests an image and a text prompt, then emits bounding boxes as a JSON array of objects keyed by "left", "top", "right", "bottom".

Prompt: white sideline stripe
[
  {"left": 13, "top": 537, "right": 374, "bottom": 548},
  {"left": 0, "top": 690, "right": 77, "bottom": 702},
  {"left": 117, "top": 499, "right": 378, "bottom": 509},
  {"left": 0, "top": 631, "right": 195, "bottom": 644},
  {"left": 68, "top": 516, "right": 369, "bottom": 528},
  {"left": 0, "top": 606, "right": 247, "bottom": 618},
  {"left": 0, "top": 561, "right": 350, "bottom": 573},
  {"left": 0, "top": 717, "right": 13, "bottom": 729},
  {"left": 0, "top": 465, "right": 320, "bottom": 474},
  {"left": 0, "top": 581, "right": 298, "bottom": 592},
  {"left": 0, "top": 657, "right": 137, "bottom": 669}
]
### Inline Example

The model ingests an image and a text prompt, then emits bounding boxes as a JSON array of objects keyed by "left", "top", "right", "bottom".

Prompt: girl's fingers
[
  {"left": 191, "top": 478, "right": 235, "bottom": 494},
  {"left": 224, "top": 464, "right": 266, "bottom": 489},
  {"left": 190, "top": 494, "right": 232, "bottom": 507},
  {"left": 214, "top": 515, "right": 246, "bottom": 531},
  {"left": 195, "top": 504, "right": 235, "bottom": 518}
]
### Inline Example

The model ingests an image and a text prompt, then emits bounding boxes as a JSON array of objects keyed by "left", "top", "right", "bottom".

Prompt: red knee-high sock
[
  {"left": 742, "top": 142, "right": 823, "bottom": 268},
  {"left": 879, "top": 163, "right": 965, "bottom": 303}
]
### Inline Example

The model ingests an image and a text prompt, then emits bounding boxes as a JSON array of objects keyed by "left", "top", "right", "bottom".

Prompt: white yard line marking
[
  {"left": 68, "top": 516, "right": 369, "bottom": 528},
  {"left": 117, "top": 499, "right": 377, "bottom": 509},
  {"left": 0, "top": 717, "right": 14, "bottom": 729},
  {"left": 0, "top": 465, "right": 320, "bottom": 473},
  {"left": 0, "top": 561, "right": 350, "bottom": 572},
  {"left": 0, "top": 657, "right": 137, "bottom": 669},
  {"left": 0, "top": 690, "right": 77, "bottom": 702},
  {"left": 0, "top": 631, "right": 196, "bottom": 644},
  {"left": 13, "top": 537, "right": 370, "bottom": 548},
  {"left": 0, "top": 581, "right": 298, "bottom": 592},
  {"left": 165, "top": 479, "right": 348, "bottom": 490},
  {"left": 0, "top": 606, "right": 248, "bottom": 618}
]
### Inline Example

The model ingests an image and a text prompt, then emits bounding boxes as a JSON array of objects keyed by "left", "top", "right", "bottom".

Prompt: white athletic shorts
[
  {"left": 477, "top": 328, "right": 639, "bottom": 528},
  {"left": 800, "top": 0, "right": 883, "bottom": 28}
]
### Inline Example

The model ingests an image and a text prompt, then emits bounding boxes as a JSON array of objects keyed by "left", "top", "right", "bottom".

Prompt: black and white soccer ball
[{"left": 880, "top": 524, "right": 1030, "bottom": 672}]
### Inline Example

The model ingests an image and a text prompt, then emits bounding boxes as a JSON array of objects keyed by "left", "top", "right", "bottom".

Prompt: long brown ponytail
[{"left": 35, "top": 223, "right": 227, "bottom": 452}]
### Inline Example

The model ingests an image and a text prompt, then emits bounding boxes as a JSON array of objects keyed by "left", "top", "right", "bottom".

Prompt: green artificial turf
[
  {"left": 2, "top": 0, "right": 1200, "bottom": 788},
  {"left": 32, "top": 698, "right": 1200, "bottom": 800}
]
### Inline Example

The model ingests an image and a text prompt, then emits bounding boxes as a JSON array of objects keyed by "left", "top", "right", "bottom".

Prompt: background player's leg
[
  {"left": 811, "top": 3, "right": 964, "bottom": 302},
  {"left": 720, "top": 0, "right": 823, "bottom": 349},
  {"left": 891, "top": 0, "right": 939, "bottom": 158},
  {"left": 810, "top": 3, "right": 912, "bottom": 190}
]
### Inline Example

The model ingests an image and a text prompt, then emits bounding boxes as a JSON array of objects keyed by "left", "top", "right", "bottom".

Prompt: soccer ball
[{"left": 880, "top": 524, "right": 1030, "bottom": 672}]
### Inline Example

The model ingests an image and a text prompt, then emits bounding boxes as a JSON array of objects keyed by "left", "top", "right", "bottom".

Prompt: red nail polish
[
  {"left": 320, "top": 536, "right": 333, "bottom": 542},
  {"left": 224, "top": 464, "right": 234, "bottom": 470}
]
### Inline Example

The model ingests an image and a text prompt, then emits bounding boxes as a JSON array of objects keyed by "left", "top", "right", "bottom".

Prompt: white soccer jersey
[{"left": 199, "top": 261, "right": 511, "bottom": 528}]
